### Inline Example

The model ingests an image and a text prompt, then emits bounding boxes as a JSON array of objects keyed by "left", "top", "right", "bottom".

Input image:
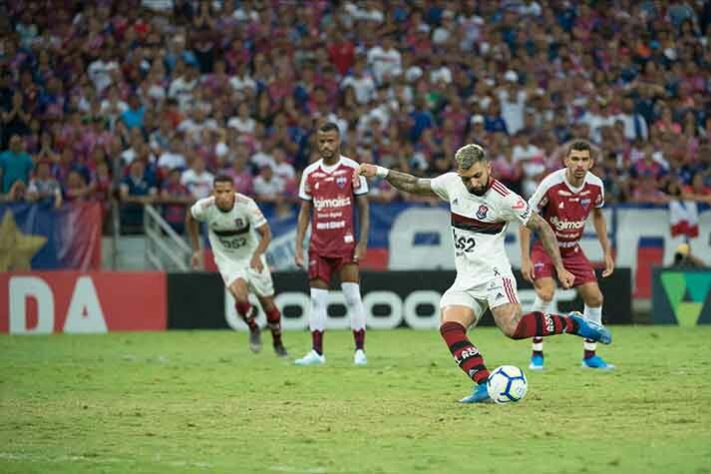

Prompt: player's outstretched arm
[
  {"left": 356, "top": 163, "right": 436, "bottom": 197},
  {"left": 525, "top": 212, "right": 574, "bottom": 288}
]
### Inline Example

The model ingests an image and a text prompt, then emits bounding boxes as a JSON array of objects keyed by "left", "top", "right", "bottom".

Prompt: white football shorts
[
  {"left": 217, "top": 257, "right": 275, "bottom": 297},
  {"left": 440, "top": 273, "right": 519, "bottom": 324}
]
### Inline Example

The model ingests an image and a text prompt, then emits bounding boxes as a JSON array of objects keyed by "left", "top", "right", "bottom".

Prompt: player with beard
[
  {"left": 294, "top": 122, "right": 370, "bottom": 366},
  {"left": 356, "top": 143, "right": 612, "bottom": 403},
  {"left": 186, "top": 175, "right": 288, "bottom": 357},
  {"left": 520, "top": 140, "right": 615, "bottom": 370}
]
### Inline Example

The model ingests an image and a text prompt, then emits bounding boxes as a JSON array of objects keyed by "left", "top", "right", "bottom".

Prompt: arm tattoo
[
  {"left": 385, "top": 170, "right": 436, "bottom": 196},
  {"left": 526, "top": 213, "right": 565, "bottom": 270}
]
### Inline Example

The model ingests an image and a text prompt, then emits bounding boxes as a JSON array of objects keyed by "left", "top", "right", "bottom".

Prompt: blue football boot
[
  {"left": 529, "top": 353, "right": 544, "bottom": 371},
  {"left": 582, "top": 355, "right": 616, "bottom": 370},
  {"left": 568, "top": 312, "right": 612, "bottom": 345},
  {"left": 458, "top": 383, "right": 492, "bottom": 404}
]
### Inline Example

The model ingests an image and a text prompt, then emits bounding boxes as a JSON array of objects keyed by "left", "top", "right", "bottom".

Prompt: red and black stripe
[
  {"left": 490, "top": 179, "right": 510, "bottom": 196},
  {"left": 503, "top": 278, "right": 518, "bottom": 304},
  {"left": 451, "top": 212, "right": 505, "bottom": 235}
]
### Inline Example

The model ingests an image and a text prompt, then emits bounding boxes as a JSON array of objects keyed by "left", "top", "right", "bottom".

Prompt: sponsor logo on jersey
[
  {"left": 476, "top": 204, "right": 488, "bottom": 220},
  {"left": 316, "top": 220, "right": 346, "bottom": 230},
  {"left": 314, "top": 196, "right": 351, "bottom": 210},
  {"left": 336, "top": 176, "right": 348, "bottom": 189},
  {"left": 550, "top": 215, "right": 585, "bottom": 231}
]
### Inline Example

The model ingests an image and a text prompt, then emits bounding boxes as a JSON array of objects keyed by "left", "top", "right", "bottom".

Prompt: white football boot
[
  {"left": 354, "top": 349, "right": 368, "bottom": 366},
  {"left": 294, "top": 350, "right": 326, "bottom": 366}
]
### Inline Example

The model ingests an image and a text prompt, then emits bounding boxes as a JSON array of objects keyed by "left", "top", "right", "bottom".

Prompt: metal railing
[{"left": 143, "top": 204, "right": 191, "bottom": 271}]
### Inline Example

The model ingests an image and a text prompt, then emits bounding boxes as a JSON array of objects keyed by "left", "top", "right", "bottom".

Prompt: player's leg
[
  {"left": 295, "top": 255, "right": 331, "bottom": 365},
  {"left": 439, "top": 290, "right": 492, "bottom": 403},
  {"left": 257, "top": 295, "right": 288, "bottom": 357},
  {"left": 340, "top": 262, "right": 367, "bottom": 365},
  {"left": 577, "top": 281, "right": 614, "bottom": 369},
  {"left": 529, "top": 277, "right": 556, "bottom": 370},
  {"left": 248, "top": 263, "right": 288, "bottom": 357},
  {"left": 228, "top": 278, "right": 261, "bottom": 353},
  {"left": 487, "top": 275, "right": 611, "bottom": 344},
  {"left": 528, "top": 244, "right": 557, "bottom": 369},
  {"left": 567, "top": 250, "right": 615, "bottom": 369}
]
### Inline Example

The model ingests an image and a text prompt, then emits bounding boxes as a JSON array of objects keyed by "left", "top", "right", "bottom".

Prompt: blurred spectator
[
  {"left": 120, "top": 95, "right": 146, "bottom": 131},
  {"left": 27, "top": 161, "right": 62, "bottom": 208},
  {"left": 160, "top": 168, "right": 192, "bottom": 234},
  {"left": 2, "top": 91, "right": 31, "bottom": 148},
  {"left": 253, "top": 165, "right": 285, "bottom": 202},
  {"left": 157, "top": 137, "right": 187, "bottom": 173},
  {"left": 120, "top": 160, "right": 157, "bottom": 233},
  {"left": 0, "top": 134, "right": 33, "bottom": 194},
  {"left": 64, "top": 169, "right": 91, "bottom": 203},
  {"left": 181, "top": 155, "right": 214, "bottom": 199}
]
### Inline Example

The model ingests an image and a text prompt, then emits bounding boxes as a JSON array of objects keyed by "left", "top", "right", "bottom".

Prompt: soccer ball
[{"left": 486, "top": 365, "right": 528, "bottom": 404}]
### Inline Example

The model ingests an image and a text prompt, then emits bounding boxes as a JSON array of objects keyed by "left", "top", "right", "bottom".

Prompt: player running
[
  {"left": 520, "top": 140, "right": 615, "bottom": 370},
  {"left": 294, "top": 122, "right": 370, "bottom": 366},
  {"left": 186, "top": 175, "right": 288, "bottom": 357},
  {"left": 357, "top": 143, "right": 612, "bottom": 403}
]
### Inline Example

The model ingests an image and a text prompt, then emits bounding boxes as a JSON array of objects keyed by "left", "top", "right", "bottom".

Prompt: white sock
[
  {"left": 583, "top": 305, "right": 602, "bottom": 353},
  {"left": 309, "top": 288, "right": 328, "bottom": 332},
  {"left": 584, "top": 305, "right": 602, "bottom": 325},
  {"left": 341, "top": 282, "right": 366, "bottom": 331},
  {"left": 531, "top": 295, "right": 552, "bottom": 313}
]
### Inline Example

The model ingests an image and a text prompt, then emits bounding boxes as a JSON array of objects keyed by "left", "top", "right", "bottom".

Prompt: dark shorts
[
  {"left": 308, "top": 252, "right": 356, "bottom": 284},
  {"left": 531, "top": 243, "right": 597, "bottom": 287}
]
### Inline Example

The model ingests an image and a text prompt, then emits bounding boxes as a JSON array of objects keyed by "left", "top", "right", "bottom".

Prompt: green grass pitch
[{"left": 1, "top": 327, "right": 710, "bottom": 473}]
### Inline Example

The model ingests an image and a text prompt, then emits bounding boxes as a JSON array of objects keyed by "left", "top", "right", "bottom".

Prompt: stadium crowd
[{"left": 0, "top": 0, "right": 709, "bottom": 234}]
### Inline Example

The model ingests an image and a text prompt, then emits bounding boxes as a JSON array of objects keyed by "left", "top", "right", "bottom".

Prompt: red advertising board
[{"left": 0, "top": 272, "right": 167, "bottom": 333}]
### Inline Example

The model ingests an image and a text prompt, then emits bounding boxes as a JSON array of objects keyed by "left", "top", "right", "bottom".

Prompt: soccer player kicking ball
[
  {"left": 294, "top": 122, "right": 370, "bottom": 366},
  {"left": 520, "top": 140, "right": 615, "bottom": 370},
  {"left": 357, "top": 144, "right": 612, "bottom": 403},
  {"left": 186, "top": 175, "right": 288, "bottom": 357}
]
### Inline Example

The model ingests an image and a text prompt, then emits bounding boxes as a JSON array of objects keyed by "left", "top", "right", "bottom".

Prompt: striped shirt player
[
  {"left": 430, "top": 173, "right": 532, "bottom": 315},
  {"left": 294, "top": 122, "right": 370, "bottom": 367},
  {"left": 520, "top": 140, "right": 615, "bottom": 370},
  {"left": 190, "top": 193, "right": 272, "bottom": 293},
  {"left": 186, "top": 175, "right": 287, "bottom": 357},
  {"left": 358, "top": 143, "right": 612, "bottom": 403}
]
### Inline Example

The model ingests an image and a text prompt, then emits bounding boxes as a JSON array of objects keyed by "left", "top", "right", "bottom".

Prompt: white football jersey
[
  {"left": 430, "top": 173, "right": 533, "bottom": 289},
  {"left": 190, "top": 193, "right": 268, "bottom": 266}
]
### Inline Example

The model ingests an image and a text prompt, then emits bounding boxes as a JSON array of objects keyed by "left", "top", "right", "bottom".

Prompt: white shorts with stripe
[{"left": 439, "top": 273, "right": 519, "bottom": 325}]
